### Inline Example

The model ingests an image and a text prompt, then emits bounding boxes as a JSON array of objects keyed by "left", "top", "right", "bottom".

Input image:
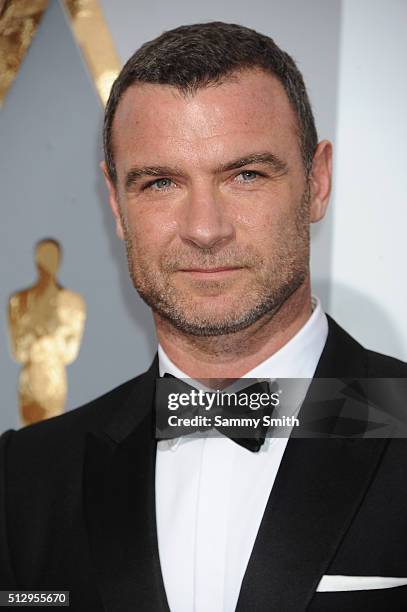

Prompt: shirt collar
[{"left": 157, "top": 296, "right": 328, "bottom": 451}]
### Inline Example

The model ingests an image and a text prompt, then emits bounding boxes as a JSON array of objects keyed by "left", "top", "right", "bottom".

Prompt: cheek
[
  {"left": 233, "top": 185, "right": 306, "bottom": 254},
  {"left": 126, "top": 207, "right": 176, "bottom": 254},
  {"left": 233, "top": 185, "right": 295, "bottom": 234}
]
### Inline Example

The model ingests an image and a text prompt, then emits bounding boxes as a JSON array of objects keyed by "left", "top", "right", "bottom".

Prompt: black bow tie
[{"left": 155, "top": 374, "right": 279, "bottom": 452}]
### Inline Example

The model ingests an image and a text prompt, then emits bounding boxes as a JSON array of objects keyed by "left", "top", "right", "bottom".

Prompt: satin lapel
[
  {"left": 236, "top": 437, "right": 389, "bottom": 612},
  {"left": 236, "top": 316, "right": 390, "bottom": 612},
  {"left": 83, "top": 356, "right": 170, "bottom": 612}
]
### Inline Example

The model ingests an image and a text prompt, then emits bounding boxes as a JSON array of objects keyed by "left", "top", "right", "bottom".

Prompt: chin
[{"left": 158, "top": 301, "right": 270, "bottom": 337}]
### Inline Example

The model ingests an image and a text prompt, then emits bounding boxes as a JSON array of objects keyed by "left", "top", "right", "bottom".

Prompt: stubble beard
[{"left": 121, "top": 187, "right": 311, "bottom": 337}]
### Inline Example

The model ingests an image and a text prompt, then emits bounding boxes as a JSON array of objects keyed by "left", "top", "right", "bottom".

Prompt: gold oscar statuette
[{"left": 8, "top": 239, "right": 86, "bottom": 426}]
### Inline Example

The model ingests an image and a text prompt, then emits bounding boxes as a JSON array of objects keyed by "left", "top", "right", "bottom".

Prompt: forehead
[
  {"left": 36, "top": 242, "right": 59, "bottom": 256},
  {"left": 111, "top": 69, "right": 300, "bottom": 172}
]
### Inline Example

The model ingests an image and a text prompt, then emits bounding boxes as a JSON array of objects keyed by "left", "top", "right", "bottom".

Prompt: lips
[
  {"left": 179, "top": 267, "right": 242, "bottom": 272},
  {"left": 177, "top": 267, "right": 244, "bottom": 280}
]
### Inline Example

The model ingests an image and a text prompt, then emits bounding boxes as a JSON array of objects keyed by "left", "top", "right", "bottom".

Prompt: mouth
[{"left": 177, "top": 267, "right": 244, "bottom": 278}]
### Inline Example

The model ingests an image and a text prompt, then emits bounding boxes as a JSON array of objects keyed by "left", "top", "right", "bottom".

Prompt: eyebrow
[
  {"left": 124, "top": 151, "right": 288, "bottom": 190},
  {"left": 219, "top": 152, "right": 288, "bottom": 175},
  {"left": 125, "top": 165, "right": 183, "bottom": 190}
]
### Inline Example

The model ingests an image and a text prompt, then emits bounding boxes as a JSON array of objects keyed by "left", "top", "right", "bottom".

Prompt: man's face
[{"left": 104, "top": 69, "right": 328, "bottom": 336}]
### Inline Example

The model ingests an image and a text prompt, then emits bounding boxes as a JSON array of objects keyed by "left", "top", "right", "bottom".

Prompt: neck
[
  {"left": 36, "top": 271, "right": 59, "bottom": 291},
  {"left": 155, "top": 279, "right": 313, "bottom": 386}
]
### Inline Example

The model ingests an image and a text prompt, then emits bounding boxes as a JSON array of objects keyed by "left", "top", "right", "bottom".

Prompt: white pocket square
[{"left": 317, "top": 575, "right": 407, "bottom": 592}]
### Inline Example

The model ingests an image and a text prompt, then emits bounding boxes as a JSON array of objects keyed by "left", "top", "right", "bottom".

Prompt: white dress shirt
[{"left": 155, "top": 297, "right": 328, "bottom": 612}]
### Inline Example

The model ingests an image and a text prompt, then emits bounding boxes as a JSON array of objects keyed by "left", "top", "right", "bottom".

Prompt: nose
[{"left": 178, "top": 183, "right": 235, "bottom": 250}]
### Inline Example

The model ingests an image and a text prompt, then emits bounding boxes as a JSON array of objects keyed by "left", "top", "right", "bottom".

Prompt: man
[{"left": 1, "top": 21, "right": 407, "bottom": 612}]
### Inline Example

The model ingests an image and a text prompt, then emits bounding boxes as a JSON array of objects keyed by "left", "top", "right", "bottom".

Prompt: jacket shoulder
[
  {"left": 325, "top": 314, "right": 407, "bottom": 377},
  {"left": 365, "top": 348, "right": 407, "bottom": 377}
]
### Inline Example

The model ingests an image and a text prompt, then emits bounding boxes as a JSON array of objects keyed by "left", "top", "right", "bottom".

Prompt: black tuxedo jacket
[{"left": 1, "top": 315, "right": 407, "bottom": 611}]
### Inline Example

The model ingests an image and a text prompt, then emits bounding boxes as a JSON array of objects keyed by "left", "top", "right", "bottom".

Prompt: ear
[
  {"left": 100, "top": 161, "right": 125, "bottom": 240},
  {"left": 309, "top": 140, "right": 333, "bottom": 223}
]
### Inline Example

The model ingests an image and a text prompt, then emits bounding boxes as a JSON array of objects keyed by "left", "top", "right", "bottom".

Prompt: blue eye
[
  {"left": 237, "top": 170, "right": 259, "bottom": 182},
  {"left": 142, "top": 177, "right": 174, "bottom": 191},
  {"left": 151, "top": 178, "right": 173, "bottom": 190}
]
